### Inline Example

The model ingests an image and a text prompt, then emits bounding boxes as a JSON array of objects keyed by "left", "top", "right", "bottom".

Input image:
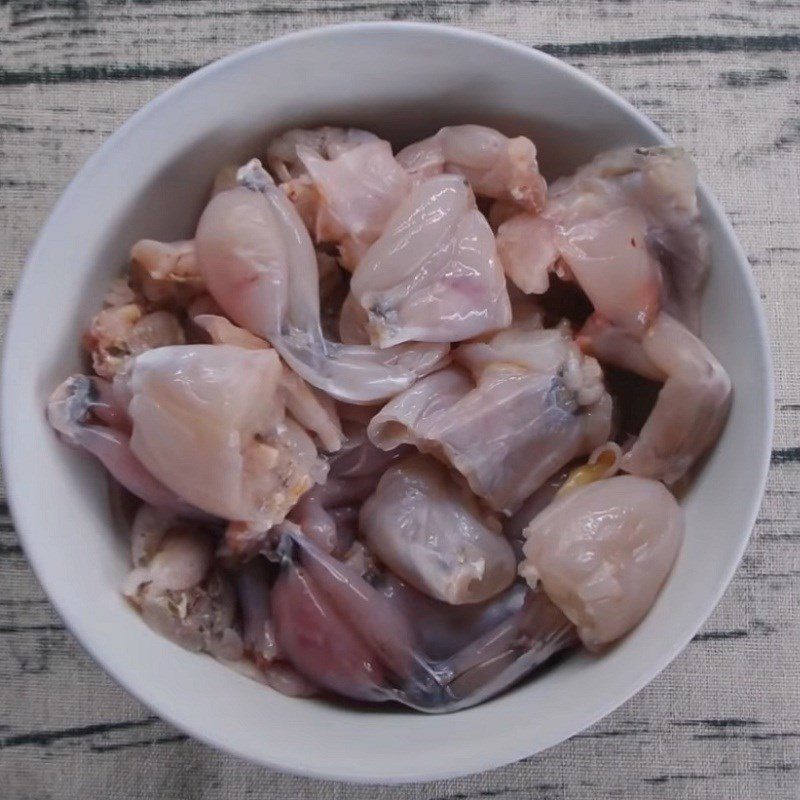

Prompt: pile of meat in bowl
[{"left": 47, "top": 125, "right": 731, "bottom": 711}]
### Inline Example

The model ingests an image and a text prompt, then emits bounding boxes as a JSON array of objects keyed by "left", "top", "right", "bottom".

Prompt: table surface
[{"left": 1, "top": 2, "right": 798, "bottom": 798}]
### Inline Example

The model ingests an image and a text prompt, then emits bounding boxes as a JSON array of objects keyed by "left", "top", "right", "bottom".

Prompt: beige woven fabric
[{"left": 1, "top": 2, "right": 798, "bottom": 798}]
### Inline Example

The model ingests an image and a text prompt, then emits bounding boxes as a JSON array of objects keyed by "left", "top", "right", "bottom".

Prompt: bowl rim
[{"left": 1, "top": 20, "right": 775, "bottom": 784}]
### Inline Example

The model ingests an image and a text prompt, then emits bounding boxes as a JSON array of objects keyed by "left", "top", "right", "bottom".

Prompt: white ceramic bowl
[{"left": 2, "top": 22, "right": 773, "bottom": 783}]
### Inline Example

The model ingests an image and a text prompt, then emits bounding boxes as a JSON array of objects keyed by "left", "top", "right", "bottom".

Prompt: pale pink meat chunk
[
  {"left": 266, "top": 126, "right": 379, "bottom": 182},
  {"left": 397, "top": 125, "right": 547, "bottom": 213},
  {"left": 369, "top": 325, "right": 612, "bottom": 514},
  {"left": 360, "top": 454, "right": 517, "bottom": 604},
  {"left": 350, "top": 175, "right": 512, "bottom": 347},
  {"left": 556, "top": 206, "right": 662, "bottom": 334},
  {"left": 193, "top": 314, "right": 344, "bottom": 453},
  {"left": 521, "top": 475, "right": 684, "bottom": 650},
  {"left": 123, "top": 344, "right": 326, "bottom": 527},
  {"left": 195, "top": 160, "right": 449, "bottom": 404},
  {"left": 578, "top": 313, "right": 666, "bottom": 382},
  {"left": 294, "top": 139, "right": 410, "bottom": 270},
  {"left": 130, "top": 239, "right": 205, "bottom": 307},
  {"left": 499, "top": 146, "right": 708, "bottom": 335},
  {"left": 496, "top": 213, "right": 559, "bottom": 294},
  {"left": 620, "top": 313, "right": 731, "bottom": 483}
]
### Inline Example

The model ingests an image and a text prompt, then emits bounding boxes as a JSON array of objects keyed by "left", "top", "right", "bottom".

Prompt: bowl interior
[{"left": 2, "top": 23, "right": 772, "bottom": 783}]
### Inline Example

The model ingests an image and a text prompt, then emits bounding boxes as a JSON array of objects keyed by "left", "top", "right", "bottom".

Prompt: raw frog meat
[
  {"left": 271, "top": 528, "right": 575, "bottom": 711},
  {"left": 503, "top": 442, "right": 621, "bottom": 557},
  {"left": 494, "top": 146, "right": 729, "bottom": 483},
  {"left": 397, "top": 125, "right": 547, "bottom": 213},
  {"left": 233, "top": 557, "right": 318, "bottom": 696},
  {"left": 268, "top": 127, "right": 409, "bottom": 269},
  {"left": 193, "top": 313, "right": 344, "bottom": 453},
  {"left": 125, "top": 507, "right": 317, "bottom": 696},
  {"left": 497, "top": 146, "right": 708, "bottom": 334},
  {"left": 349, "top": 175, "right": 512, "bottom": 347},
  {"left": 616, "top": 313, "right": 732, "bottom": 483},
  {"left": 288, "top": 412, "right": 411, "bottom": 561},
  {"left": 578, "top": 312, "right": 666, "bottom": 381},
  {"left": 521, "top": 475, "right": 684, "bottom": 650},
  {"left": 266, "top": 126, "right": 380, "bottom": 182},
  {"left": 360, "top": 454, "right": 517, "bottom": 604},
  {"left": 120, "top": 344, "right": 326, "bottom": 527},
  {"left": 46, "top": 124, "right": 729, "bottom": 715},
  {"left": 129, "top": 238, "right": 205, "bottom": 307},
  {"left": 375, "top": 575, "right": 528, "bottom": 659},
  {"left": 289, "top": 475, "right": 372, "bottom": 558},
  {"left": 580, "top": 311, "right": 731, "bottom": 483},
  {"left": 195, "top": 159, "right": 449, "bottom": 404},
  {"left": 84, "top": 299, "right": 185, "bottom": 380},
  {"left": 369, "top": 323, "right": 613, "bottom": 514},
  {"left": 83, "top": 238, "right": 211, "bottom": 379},
  {"left": 47, "top": 373, "right": 196, "bottom": 515},
  {"left": 123, "top": 506, "right": 243, "bottom": 660}
]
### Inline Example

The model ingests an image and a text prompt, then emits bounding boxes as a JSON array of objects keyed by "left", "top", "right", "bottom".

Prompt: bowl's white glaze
[{"left": 1, "top": 22, "right": 773, "bottom": 783}]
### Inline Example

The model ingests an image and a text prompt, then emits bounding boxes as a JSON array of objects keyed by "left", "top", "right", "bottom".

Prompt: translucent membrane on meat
[
  {"left": 426, "top": 587, "right": 577, "bottom": 710},
  {"left": 620, "top": 313, "right": 731, "bottom": 483},
  {"left": 350, "top": 175, "right": 512, "bottom": 347},
  {"left": 397, "top": 125, "right": 547, "bottom": 213},
  {"left": 194, "top": 313, "right": 344, "bottom": 452},
  {"left": 266, "top": 126, "right": 379, "bottom": 182},
  {"left": 194, "top": 160, "right": 449, "bottom": 403},
  {"left": 521, "top": 475, "right": 684, "bottom": 649},
  {"left": 271, "top": 527, "right": 421, "bottom": 703},
  {"left": 369, "top": 324, "right": 613, "bottom": 514},
  {"left": 122, "top": 344, "right": 326, "bottom": 527},
  {"left": 293, "top": 139, "right": 410, "bottom": 269},
  {"left": 377, "top": 575, "right": 576, "bottom": 709},
  {"left": 46, "top": 125, "right": 726, "bottom": 714},
  {"left": 360, "top": 454, "right": 517, "bottom": 604},
  {"left": 47, "top": 374, "right": 196, "bottom": 514},
  {"left": 271, "top": 528, "right": 576, "bottom": 711},
  {"left": 498, "top": 146, "right": 708, "bottom": 334},
  {"left": 376, "top": 575, "right": 528, "bottom": 659}
]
